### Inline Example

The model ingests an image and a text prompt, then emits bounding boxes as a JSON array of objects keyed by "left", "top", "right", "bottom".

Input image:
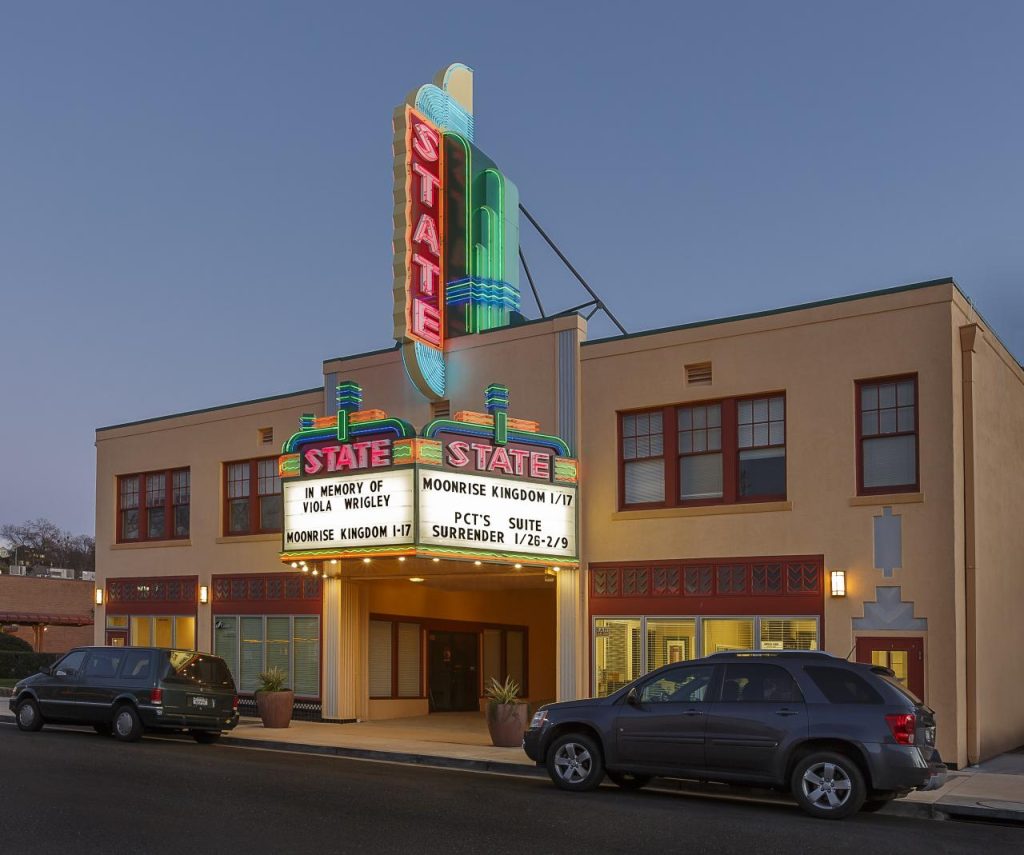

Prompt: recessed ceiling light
[
  {"left": 409, "top": 577, "right": 425, "bottom": 583},
  {"left": 514, "top": 563, "right": 522, "bottom": 570},
  {"left": 398, "top": 556, "right": 406, "bottom": 562},
  {"left": 330, "top": 559, "right": 338, "bottom": 565},
  {"left": 474, "top": 560, "right": 482, "bottom": 566},
  {"left": 432, "top": 558, "right": 440, "bottom": 563},
  {"left": 362, "top": 558, "right": 371, "bottom": 564}
]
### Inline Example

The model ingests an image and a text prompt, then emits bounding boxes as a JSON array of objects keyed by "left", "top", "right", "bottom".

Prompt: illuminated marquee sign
[
  {"left": 278, "top": 382, "right": 578, "bottom": 566},
  {"left": 393, "top": 63, "right": 521, "bottom": 401},
  {"left": 418, "top": 471, "right": 575, "bottom": 558},
  {"left": 283, "top": 470, "right": 415, "bottom": 552}
]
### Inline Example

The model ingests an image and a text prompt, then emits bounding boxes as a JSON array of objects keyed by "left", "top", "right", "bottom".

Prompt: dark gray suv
[{"left": 523, "top": 651, "right": 946, "bottom": 819}]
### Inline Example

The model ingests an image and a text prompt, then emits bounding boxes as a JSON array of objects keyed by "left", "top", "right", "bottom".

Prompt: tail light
[
  {"left": 886, "top": 713, "right": 916, "bottom": 745},
  {"left": 232, "top": 695, "right": 239, "bottom": 711},
  {"left": 151, "top": 687, "right": 163, "bottom": 705}
]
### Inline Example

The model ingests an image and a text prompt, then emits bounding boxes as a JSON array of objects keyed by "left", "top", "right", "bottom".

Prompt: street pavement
[{"left": 1, "top": 723, "right": 1021, "bottom": 855}]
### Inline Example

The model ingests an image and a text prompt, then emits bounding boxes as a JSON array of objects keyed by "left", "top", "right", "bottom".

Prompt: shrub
[
  {"left": 0, "top": 633, "right": 33, "bottom": 653},
  {"left": 257, "top": 666, "right": 289, "bottom": 692}
]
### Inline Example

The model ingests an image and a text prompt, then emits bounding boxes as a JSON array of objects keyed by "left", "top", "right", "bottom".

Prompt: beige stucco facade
[{"left": 93, "top": 279, "right": 1022, "bottom": 768}]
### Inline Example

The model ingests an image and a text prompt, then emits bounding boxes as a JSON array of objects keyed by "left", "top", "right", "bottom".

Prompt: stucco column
[
  {"left": 556, "top": 567, "right": 587, "bottom": 700},
  {"left": 322, "top": 576, "right": 367, "bottom": 722}
]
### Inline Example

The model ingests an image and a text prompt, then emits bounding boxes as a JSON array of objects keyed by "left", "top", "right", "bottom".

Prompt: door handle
[
  {"left": 682, "top": 709, "right": 704, "bottom": 717},
  {"left": 774, "top": 708, "right": 800, "bottom": 717}
]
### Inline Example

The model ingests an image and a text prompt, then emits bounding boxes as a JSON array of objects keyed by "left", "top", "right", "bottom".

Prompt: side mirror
[
  {"left": 626, "top": 687, "right": 640, "bottom": 706},
  {"left": 55, "top": 669, "right": 68, "bottom": 677},
  {"left": 38, "top": 665, "right": 52, "bottom": 675}
]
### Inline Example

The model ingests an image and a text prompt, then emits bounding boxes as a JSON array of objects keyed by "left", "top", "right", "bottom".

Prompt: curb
[{"left": 218, "top": 734, "right": 548, "bottom": 778}]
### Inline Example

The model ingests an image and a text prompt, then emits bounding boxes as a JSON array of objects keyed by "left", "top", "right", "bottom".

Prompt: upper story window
[
  {"left": 118, "top": 468, "right": 190, "bottom": 542},
  {"left": 857, "top": 376, "right": 918, "bottom": 493},
  {"left": 619, "top": 394, "right": 786, "bottom": 509},
  {"left": 225, "top": 457, "right": 282, "bottom": 535}
]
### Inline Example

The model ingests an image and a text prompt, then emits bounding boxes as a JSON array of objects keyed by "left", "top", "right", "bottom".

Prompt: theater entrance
[{"left": 428, "top": 631, "right": 480, "bottom": 712}]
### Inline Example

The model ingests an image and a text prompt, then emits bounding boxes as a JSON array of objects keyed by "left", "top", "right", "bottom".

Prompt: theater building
[{"left": 93, "top": 64, "right": 1024, "bottom": 770}]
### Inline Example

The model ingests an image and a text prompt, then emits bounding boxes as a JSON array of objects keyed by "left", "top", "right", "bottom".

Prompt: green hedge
[{"left": 0, "top": 651, "right": 60, "bottom": 680}]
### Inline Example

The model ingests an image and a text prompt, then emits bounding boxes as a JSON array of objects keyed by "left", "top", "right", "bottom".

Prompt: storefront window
[
  {"left": 760, "top": 617, "right": 818, "bottom": 650},
  {"left": 128, "top": 615, "right": 196, "bottom": 650},
  {"left": 594, "top": 618, "right": 641, "bottom": 696},
  {"left": 701, "top": 618, "right": 754, "bottom": 656},
  {"left": 369, "top": 619, "right": 424, "bottom": 699},
  {"left": 646, "top": 619, "right": 697, "bottom": 671},
  {"left": 216, "top": 614, "right": 320, "bottom": 696}
]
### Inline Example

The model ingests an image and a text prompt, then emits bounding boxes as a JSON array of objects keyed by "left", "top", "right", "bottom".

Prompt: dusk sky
[{"left": 2, "top": 1, "right": 1022, "bottom": 537}]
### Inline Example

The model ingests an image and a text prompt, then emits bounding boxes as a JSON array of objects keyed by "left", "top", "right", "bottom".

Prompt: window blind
[
  {"left": 396, "top": 622, "right": 421, "bottom": 697},
  {"left": 368, "top": 620, "right": 393, "bottom": 697},
  {"left": 292, "top": 616, "right": 320, "bottom": 696}
]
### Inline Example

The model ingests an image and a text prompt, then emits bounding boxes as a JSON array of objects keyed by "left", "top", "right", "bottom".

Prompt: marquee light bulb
[
  {"left": 514, "top": 563, "right": 522, "bottom": 570},
  {"left": 362, "top": 558, "right": 371, "bottom": 564},
  {"left": 398, "top": 556, "right": 406, "bottom": 562},
  {"left": 474, "top": 560, "right": 482, "bottom": 567}
]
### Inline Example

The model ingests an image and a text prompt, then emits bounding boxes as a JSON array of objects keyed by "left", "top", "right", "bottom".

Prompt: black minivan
[{"left": 11, "top": 646, "right": 239, "bottom": 743}]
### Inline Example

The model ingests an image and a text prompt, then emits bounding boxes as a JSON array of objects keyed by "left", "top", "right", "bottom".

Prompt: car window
[
  {"left": 804, "top": 665, "right": 883, "bottom": 704},
  {"left": 639, "top": 665, "right": 714, "bottom": 704},
  {"left": 54, "top": 650, "right": 87, "bottom": 677},
  {"left": 877, "top": 672, "right": 922, "bottom": 705},
  {"left": 720, "top": 663, "right": 803, "bottom": 703},
  {"left": 172, "top": 654, "right": 234, "bottom": 689},
  {"left": 83, "top": 649, "right": 126, "bottom": 679},
  {"left": 119, "top": 650, "right": 152, "bottom": 681}
]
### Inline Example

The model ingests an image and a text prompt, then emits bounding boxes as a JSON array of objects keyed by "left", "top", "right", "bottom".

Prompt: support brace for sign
[{"left": 518, "top": 203, "right": 628, "bottom": 336}]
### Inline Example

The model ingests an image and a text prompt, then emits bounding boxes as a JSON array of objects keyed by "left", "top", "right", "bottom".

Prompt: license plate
[{"left": 190, "top": 695, "right": 213, "bottom": 709}]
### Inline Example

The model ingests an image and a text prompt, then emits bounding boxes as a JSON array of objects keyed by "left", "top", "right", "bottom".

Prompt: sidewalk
[{"left": 3, "top": 695, "right": 1022, "bottom": 823}]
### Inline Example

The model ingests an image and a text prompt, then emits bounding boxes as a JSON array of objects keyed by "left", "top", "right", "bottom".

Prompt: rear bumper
[
  {"left": 863, "top": 742, "right": 946, "bottom": 792},
  {"left": 139, "top": 705, "right": 239, "bottom": 732}
]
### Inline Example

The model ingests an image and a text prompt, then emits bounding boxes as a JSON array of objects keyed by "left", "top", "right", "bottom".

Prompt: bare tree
[{"left": 0, "top": 518, "right": 95, "bottom": 576}]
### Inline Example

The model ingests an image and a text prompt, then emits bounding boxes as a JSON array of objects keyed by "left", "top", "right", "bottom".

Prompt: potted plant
[
  {"left": 484, "top": 675, "right": 528, "bottom": 747},
  {"left": 255, "top": 666, "right": 294, "bottom": 728}
]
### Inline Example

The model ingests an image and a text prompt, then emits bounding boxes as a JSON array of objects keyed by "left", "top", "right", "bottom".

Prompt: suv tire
[
  {"left": 791, "top": 751, "right": 866, "bottom": 820},
  {"left": 15, "top": 698, "right": 44, "bottom": 732},
  {"left": 191, "top": 730, "right": 221, "bottom": 744},
  {"left": 547, "top": 733, "right": 604, "bottom": 792},
  {"left": 607, "top": 771, "right": 652, "bottom": 790},
  {"left": 112, "top": 704, "right": 143, "bottom": 742}
]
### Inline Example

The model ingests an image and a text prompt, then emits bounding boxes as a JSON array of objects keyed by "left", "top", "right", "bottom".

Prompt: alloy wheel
[
  {"left": 801, "top": 761, "right": 853, "bottom": 811},
  {"left": 553, "top": 741, "right": 593, "bottom": 784}
]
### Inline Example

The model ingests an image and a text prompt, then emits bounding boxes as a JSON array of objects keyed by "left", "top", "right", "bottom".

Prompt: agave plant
[
  {"left": 257, "top": 666, "right": 289, "bottom": 693},
  {"left": 484, "top": 675, "right": 521, "bottom": 705}
]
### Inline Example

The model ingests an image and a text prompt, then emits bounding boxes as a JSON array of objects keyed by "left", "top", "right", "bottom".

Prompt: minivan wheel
[
  {"left": 15, "top": 699, "right": 43, "bottom": 732},
  {"left": 791, "top": 751, "right": 866, "bottom": 820},
  {"left": 191, "top": 730, "right": 221, "bottom": 744},
  {"left": 112, "top": 705, "right": 143, "bottom": 742},
  {"left": 547, "top": 733, "right": 604, "bottom": 792},
  {"left": 607, "top": 771, "right": 652, "bottom": 790}
]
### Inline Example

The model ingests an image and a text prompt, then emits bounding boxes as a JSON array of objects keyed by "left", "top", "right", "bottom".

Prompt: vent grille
[
  {"left": 258, "top": 427, "right": 274, "bottom": 446},
  {"left": 685, "top": 362, "right": 712, "bottom": 386},
  {"left": 430, "top": 400, "right": 450, "bottom": 420}
]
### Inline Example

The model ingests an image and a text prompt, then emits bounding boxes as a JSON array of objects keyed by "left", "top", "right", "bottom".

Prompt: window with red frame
[
  {"left": 225, "top": 458, "right": 282, "bottom": 535},
  {"left": 118, "top": 469, "right": 189, "bottom": 542},
  {"left": 857, "top": 376, "right": 918, "bottom": 493},
  {"left": 619, "top": 394, "right": 786, "bottom": 509}
]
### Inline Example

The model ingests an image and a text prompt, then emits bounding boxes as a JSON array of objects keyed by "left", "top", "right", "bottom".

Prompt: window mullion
[
  {"left": 664, "top": 407, "right": 678, "bottom": 507},
  {"left": 722, "top": 399, "right": 739, "bottom": 503}
]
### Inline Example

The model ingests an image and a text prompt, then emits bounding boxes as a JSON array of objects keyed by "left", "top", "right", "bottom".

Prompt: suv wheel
[
  {"left": 15, "top": 699, "right": 44, "bottom": 732},
  {"left": 547, "top": 733, "right": 604, "bottom": 792},
  {"left": 791, "top": 751, "right": 866, "bottom": 820},
  {"left": 191, "top": 730, "right": 221, "bottom": 744},
  {"left": 607, "top": 771, "right": 651, "bottom": 790},
  {"left": 112, "top": 705, "right": 143, "bottom": 742}
]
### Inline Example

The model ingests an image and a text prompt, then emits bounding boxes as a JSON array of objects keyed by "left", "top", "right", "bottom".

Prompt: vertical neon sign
[{"left": 405, "top": 109, "right": 445, "bottom": 350}]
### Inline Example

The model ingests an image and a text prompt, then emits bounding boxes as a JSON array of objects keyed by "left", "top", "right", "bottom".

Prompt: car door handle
[
  {"left": 774, "top": 708, "right": 800, "bottom": 716},
  {"left": 682, "top": 709, "right": 704, "bottom": 717}
]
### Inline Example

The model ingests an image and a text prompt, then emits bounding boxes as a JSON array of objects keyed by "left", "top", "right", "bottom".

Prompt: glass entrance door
[{"left": 428, "top": 631, "right": 479, "bottom": 712}]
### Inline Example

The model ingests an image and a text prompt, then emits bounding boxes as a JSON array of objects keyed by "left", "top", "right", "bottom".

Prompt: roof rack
[{"left": 706, "top": 650, "right": 837, "bottom": 659}]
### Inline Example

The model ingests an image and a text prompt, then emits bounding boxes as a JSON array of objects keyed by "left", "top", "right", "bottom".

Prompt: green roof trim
[
  {"left": 583, "top": 278, "right": 958, "bottom": 347},
  {"left": 97, "top": 386, "right": 325, "bottom": 433}
]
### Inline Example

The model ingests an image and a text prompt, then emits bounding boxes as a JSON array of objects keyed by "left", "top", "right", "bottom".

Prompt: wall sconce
[
  {"left": 94, "top": 588, "right": 104, "bottom": 606},
  {"left": 199, "top": 585, "right": 209, "bottom": 605},
  {"left": 830, "top": 570, "right": 847, "bottom": 597}
]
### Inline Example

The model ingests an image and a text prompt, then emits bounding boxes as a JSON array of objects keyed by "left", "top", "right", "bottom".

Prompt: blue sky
[{"left": 2, "top": 1, "right": 1022, "bottom": 536}]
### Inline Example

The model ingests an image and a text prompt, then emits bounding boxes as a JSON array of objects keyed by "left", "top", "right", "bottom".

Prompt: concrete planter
[
  {"left": 486, "top": 701, "right": 528, "bottom": 747},
  {"left": 255, "top": 690, "right": 294, "bottom": 728}
]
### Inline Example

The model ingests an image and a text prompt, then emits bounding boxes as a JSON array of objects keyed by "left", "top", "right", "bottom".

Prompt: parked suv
[
  {"left": 523, "top": 651, "right": 946, "bottom": 819},
  {"left": 11, "top": 646, "right": 239, "bottom": 743}
]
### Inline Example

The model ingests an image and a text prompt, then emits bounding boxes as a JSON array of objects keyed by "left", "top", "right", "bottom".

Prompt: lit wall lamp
[
  {"left": 199, "top": 585, "right": 209, "bottom": 605},
  {"left": 830, "top": 570, "right": 847, "bottom": 598},
  {"left": 94, "top": 588, "right": 104, "bottom": 606}
]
